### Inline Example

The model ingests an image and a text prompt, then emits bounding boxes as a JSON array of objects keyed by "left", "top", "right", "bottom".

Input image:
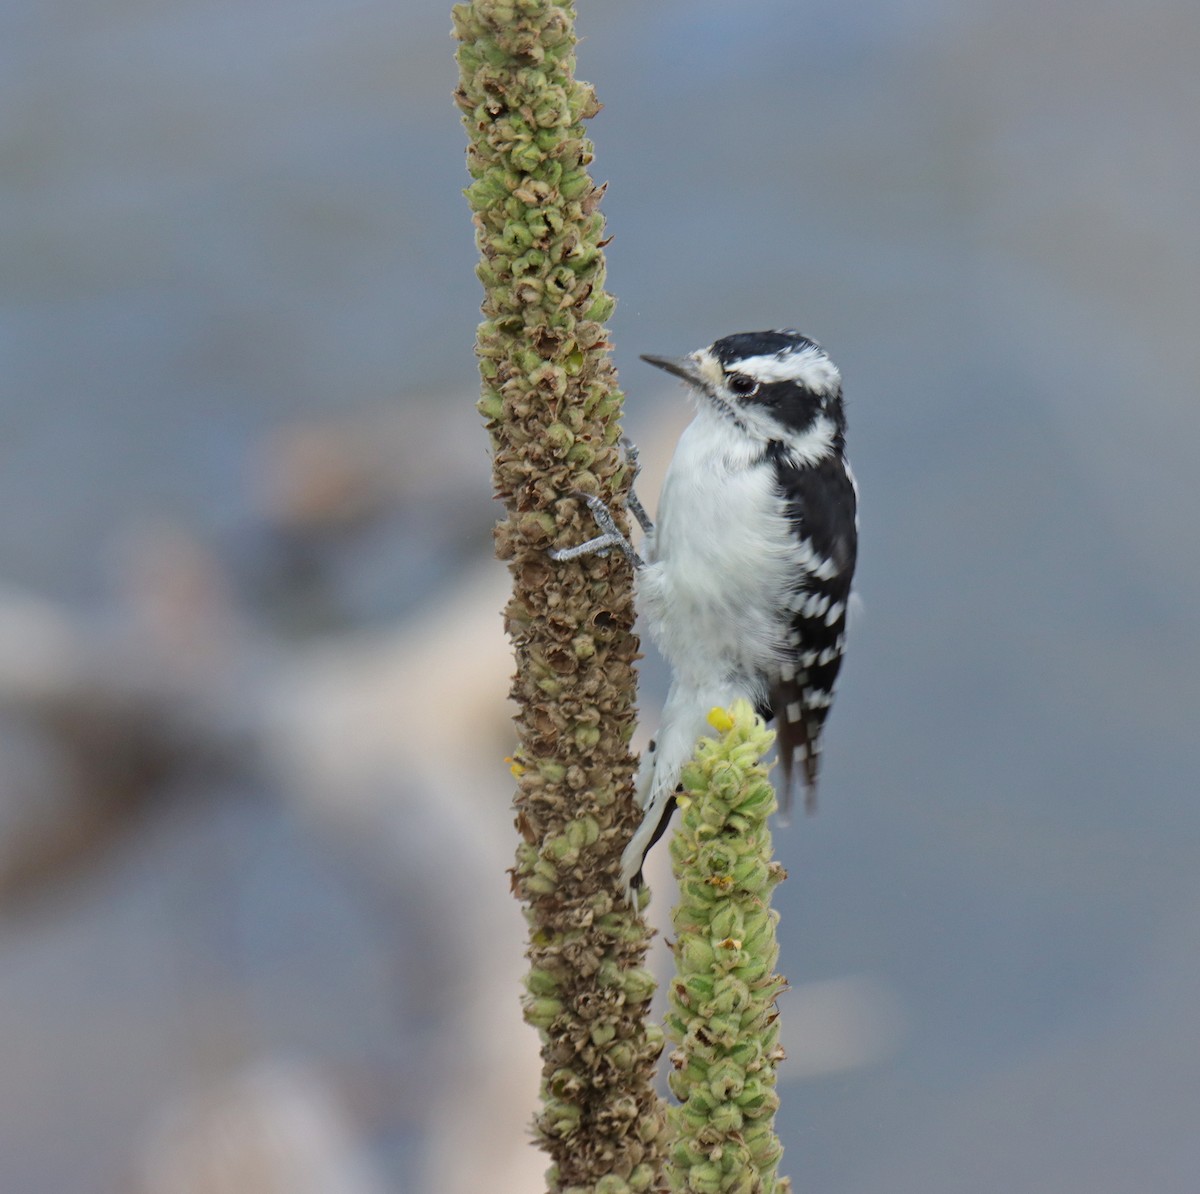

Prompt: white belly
[{"left": 636, "top": 409, "right": 792, "bottom": 690}]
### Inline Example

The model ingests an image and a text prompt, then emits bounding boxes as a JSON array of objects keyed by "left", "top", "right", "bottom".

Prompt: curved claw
[
  {"left": 619, "top": 435, "right": 642, "bottom": 480},
  {"left": 547, "top": 491, "right": 644, "bottom": 568},
  {"left": 617, "top": 438, "right": 654, "bottom": 536}
]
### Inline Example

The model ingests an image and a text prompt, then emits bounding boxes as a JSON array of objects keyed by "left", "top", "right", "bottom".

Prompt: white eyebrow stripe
[{"left": 733, "top": 347, "right": 841, "bottom": 393}]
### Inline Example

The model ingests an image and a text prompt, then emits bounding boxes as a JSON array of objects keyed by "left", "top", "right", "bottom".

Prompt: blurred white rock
[
  {"left": 134, "top": 1060, "right": 388, "bottom": 1194},
  {"left": 260, "top": 559, "right": 541, "bottom": 1194}
]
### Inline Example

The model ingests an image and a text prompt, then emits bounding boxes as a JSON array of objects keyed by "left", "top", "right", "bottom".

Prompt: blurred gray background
[{"left": 2, "top": 0, "right": 1198, "bottom": 1191}]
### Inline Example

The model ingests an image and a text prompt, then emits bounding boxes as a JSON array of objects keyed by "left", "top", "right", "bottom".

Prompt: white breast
[{"left": 636, "top": 405, "right": 795, "bottom": 690}]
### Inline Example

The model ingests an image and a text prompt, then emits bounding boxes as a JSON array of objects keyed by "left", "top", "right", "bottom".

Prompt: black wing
[{"left": 768, "top": 450, "right": 858, "bottom": 814}]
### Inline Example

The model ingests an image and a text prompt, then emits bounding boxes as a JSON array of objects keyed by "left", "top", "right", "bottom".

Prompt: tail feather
[{"left": 618, "top": 793, "right": 676, "bottom": 900}]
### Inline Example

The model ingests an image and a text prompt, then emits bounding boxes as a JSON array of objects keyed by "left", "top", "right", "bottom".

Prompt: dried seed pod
[{"left": 454, "top": 2, "right": 665, "bottom": 1189}]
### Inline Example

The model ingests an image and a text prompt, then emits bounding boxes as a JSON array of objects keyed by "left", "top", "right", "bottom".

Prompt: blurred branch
[
  {"left": 454, "top": 2, "right": 666, "bottom": 1189},
  {"left": 0, "top": 586, "right": 237, "bottom": 904}
]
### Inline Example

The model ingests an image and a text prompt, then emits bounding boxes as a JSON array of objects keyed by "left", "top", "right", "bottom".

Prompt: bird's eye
[{"left": 727, "top": 373, "right": 759, "bottom": 397}]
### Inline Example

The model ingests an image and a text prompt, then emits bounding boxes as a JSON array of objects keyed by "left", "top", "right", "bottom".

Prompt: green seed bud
[
  {"left": 589, "top": 1020, "right": 616, "bottom": 1047},
  {"left": 621, "top": 966, "right": 656, "bottom": 1004},
  {"left": 524, "top": 967, "right": 560, "bottom": 997},
  {"left": 709, "top": 1100, "right": 744, "bottom": 1134},
  {"left": 687, "top": 1161, "right": 723, "bottom": 1194},
  {"left": 476, "top": 391, "right": 504, "bottom": 422},
  {"left": 538, "top": 1097, "right": 580, "bottom": 1140},
  {"left": 523, "top": 995, "right": 563, "bottom": 1028},
  {"left": 708, "top": 903, "right": 745, "bottom": 942},
  {"left": 677, "top": 934, "right": 716, "bottom": 973},
  {"left": 627, "top": 1163, "right": 655, "bottom": 1192}
]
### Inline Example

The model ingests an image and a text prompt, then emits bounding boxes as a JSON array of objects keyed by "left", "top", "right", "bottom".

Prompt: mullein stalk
[
  {"left": 665, "top": 702, "right": 791, "bottom": 1194},
  {"left": 453, "top": 4, "right": 666, "bottom": 1190}
]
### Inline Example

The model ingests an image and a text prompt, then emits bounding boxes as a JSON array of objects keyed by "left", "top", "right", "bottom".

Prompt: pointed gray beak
[{"left": 640, "top": 353, "right": 704, "bottom": 387}]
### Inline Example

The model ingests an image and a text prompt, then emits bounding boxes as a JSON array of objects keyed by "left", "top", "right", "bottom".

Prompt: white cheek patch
[{"left": 735, "top": 346, "right": 842, "bottom": 394}]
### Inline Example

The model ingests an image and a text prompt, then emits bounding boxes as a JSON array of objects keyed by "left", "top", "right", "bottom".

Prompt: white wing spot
[
  {"left": 799, "top": 592, "right": 831, "bottom": 619},
  {"left": 824, "top": 601, "right": 845, "bottom": 627},
  {"left": 786, "top": 701, "right": 802, "bottom": 722}
]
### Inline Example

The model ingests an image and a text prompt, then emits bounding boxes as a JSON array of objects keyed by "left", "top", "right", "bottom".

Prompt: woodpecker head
[{"left": 642, "top": 329, "right": 843, "bottom": 456}]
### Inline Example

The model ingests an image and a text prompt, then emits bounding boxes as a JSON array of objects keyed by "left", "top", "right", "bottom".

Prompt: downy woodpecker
[{"left": 551, "top": 329, "right": 858, "bottom": 897}]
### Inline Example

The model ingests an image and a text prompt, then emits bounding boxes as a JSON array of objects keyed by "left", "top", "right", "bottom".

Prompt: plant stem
[
  {"left": 454, "top": 3, "right": 666, "bottom": 1189},
  {"left": 665, "top": 703, "right": 791, "bottom": 1194}
]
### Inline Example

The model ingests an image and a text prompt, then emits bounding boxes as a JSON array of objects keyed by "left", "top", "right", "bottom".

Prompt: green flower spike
[
  {"left": 454, "top": 3, "right": 665, "bottom": 1191},
  {"left": 666, "top": 701, "right": 791, "bottom": 1194}
]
